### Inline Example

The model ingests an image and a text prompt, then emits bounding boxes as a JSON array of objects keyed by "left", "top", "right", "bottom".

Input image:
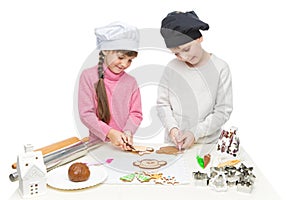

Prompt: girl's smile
[{"left": 104, "top": 51, "right": 136, "bottom": 74}]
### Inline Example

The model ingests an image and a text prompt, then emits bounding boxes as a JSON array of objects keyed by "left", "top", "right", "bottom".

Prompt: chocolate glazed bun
[{"left": 68, "top": 162, "right": 90, "bottom": 182}]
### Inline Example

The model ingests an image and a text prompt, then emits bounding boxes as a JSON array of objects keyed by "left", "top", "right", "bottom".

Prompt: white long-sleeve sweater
[{"left": 157, "top": 54, "right": 233, "bottom": 144}]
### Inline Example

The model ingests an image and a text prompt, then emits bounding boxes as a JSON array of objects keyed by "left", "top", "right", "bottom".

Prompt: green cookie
[{"left": 120, "top": 173, "right": 135, "bottom": 182}]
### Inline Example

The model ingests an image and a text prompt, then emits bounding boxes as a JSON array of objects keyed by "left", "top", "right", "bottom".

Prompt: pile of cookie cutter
[{"left": 192, "top": 163, "right": 256, "bottom": 193}]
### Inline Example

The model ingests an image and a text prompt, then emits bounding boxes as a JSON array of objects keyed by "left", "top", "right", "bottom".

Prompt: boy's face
[
  {"left": 104, "top": 51, "right": 136, "bottom": 74},
  {"left": 170, "top": 37, "right": 203, "bottom": 66}
]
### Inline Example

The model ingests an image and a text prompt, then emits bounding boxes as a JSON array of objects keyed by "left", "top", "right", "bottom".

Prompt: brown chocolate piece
[{"left": 68, "top": 162, "right": 90, "bottom": 182}]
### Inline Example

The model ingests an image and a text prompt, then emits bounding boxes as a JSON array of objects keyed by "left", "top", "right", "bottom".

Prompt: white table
[{"left": 9, "top": 143, "right": 281, "bottom": 200}]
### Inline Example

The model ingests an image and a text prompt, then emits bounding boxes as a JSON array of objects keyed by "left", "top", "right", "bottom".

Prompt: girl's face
[
  {"left": 104, "top": 51, "right": 136, "bottom": 74},
  {"left": 170, "top": 37, "right": 204, "bottom": 66}
]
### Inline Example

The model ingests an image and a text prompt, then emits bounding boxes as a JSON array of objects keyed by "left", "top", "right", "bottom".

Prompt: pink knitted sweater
[{"left": 78, "top": 65, "right": 143, "bottom": 142}]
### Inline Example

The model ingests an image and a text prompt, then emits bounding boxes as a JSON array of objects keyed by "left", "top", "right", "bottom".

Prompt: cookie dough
[{"left": 68, "top": 162, "right": 90, "bottom": 182}]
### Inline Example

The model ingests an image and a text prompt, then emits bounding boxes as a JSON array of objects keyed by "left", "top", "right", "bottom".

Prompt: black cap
[{"left": 160, "top": 11, "right": 209, "bottom": 48}]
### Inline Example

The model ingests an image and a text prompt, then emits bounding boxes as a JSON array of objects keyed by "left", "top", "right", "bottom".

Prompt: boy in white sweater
[{"left": 157, "top": 11, "right": 233, "bottom": 149}]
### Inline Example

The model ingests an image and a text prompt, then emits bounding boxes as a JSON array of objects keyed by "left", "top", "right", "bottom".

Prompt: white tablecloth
[{"left": 9, "top": 143, "right": 282, "bottom": 200}]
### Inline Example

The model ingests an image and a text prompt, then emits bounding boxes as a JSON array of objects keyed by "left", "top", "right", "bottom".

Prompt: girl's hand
[
  {"left": 124, "top": 130, "right": 134, "bottom": 149},
  {"left": 107, "top": 129, "right": 128, "bottom": 150},
  {"left": 107, "top": 129, "right": 134, "bottom": 151}
]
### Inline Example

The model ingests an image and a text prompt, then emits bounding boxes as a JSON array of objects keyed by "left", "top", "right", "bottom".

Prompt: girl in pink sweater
[{"left": 78, "top": 22, "right": 143, "bottom": 150}]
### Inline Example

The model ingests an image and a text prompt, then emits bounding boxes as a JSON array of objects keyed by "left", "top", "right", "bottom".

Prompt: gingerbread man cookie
[
  {"left": 130, "top": 146, "right": 155, "bottom": 156},
  {"left": 133, "top": 159, "right": 167, "bottom": 169}
]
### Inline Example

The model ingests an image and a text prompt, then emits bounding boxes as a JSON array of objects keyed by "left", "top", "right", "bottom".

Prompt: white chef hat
[{"left": 95, "top": 21, "right": 139, "bottom": 51}]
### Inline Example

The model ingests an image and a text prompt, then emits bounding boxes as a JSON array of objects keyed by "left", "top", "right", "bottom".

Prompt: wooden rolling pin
[{"left": 11, "top": 136, "right": 88, "bottom": 169}]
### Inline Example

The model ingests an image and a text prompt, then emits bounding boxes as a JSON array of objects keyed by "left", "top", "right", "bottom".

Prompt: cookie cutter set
[
  {"left": 192, "top": 163, "right": 256, "bottom": 193},
  {"left": 193, "top": 126, "right": 256, "bottom": 193}
]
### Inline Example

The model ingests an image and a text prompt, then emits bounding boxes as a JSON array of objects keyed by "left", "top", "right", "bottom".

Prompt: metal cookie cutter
[
  {"left": 236, "top": 163, "right": 256, "bottom": 193},
  {"left": 192, "top": 171, "right": 209, "bottom": 186},
  {"left": 209, "top": 166, "right": 224, "bottom": 179},
  {"left": 210, "top": 173, "right": 228, "bottom": 192},
  {"left": 237, "top": 181, "right": 254, "bottom": 193},
  {"left": 224, "top": 166, "right": 238, "bottom": 187}
]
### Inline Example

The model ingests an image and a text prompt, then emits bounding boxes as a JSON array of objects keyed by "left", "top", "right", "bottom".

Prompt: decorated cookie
[
  {"left": 130, "top": 146, "right": 155, "bottom": 156},
  {"left": 154, "top": 178, "right": 164, "bottom": 185},
  {"left": 156, "top": 146, "right": 182, "bottom": 155},
  {"left": 136, "top": 173, "right": 151, "bottom": 183},
  {"left": 165, "top": 176, "right": 179, "bottom": 185},
  {"left": 148, "top": 173, "right": 163, "bottom": 180},
  {"left": 155, "top": 176, "right": 179, "bottom": 185},
  {"left": 120, "top": 173, "right": 136, "bottom": 182},
  {"left": 133, "top": 159, "right": 167, "bottom": 169}
]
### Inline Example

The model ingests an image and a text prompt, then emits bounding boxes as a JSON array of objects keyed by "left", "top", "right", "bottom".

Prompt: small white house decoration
[{"left": 17, "top": 144, "right": 47, "bottom": 198}]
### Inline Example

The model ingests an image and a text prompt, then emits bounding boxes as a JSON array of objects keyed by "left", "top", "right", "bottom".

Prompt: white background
[{"left": 1, "top": 0, "right": 299, "bottom": 199}]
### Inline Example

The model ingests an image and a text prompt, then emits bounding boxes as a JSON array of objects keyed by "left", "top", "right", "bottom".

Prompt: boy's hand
[
  {"left": 169, "top": 128, "right": 183, "bottom": 150},
  {"left": 177, "top": 131, "right": 195, "bottom": 149}
]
